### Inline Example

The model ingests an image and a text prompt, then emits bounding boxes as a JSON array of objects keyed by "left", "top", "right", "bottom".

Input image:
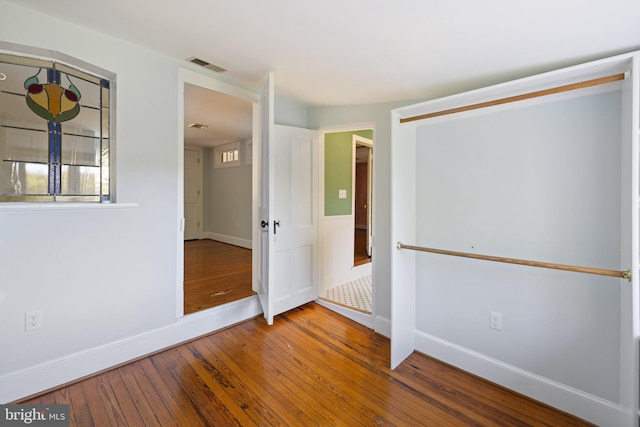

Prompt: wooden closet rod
[
  {"left": 399, "top": 73, "right": 626, "bottom": 123},
  {"left": 396, "top": 242, "right": 631, "bottom": 281}
]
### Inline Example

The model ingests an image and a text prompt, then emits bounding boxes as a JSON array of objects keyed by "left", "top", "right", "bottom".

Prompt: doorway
[
  {"left": 353, "top": 136, "right": 373, "bottom": 267},
  {"left": 319, "top": 129, "right": 374, "bottom": 318},
  {"left": 180, "top": 75, "right": 256, "bottom": 316}
]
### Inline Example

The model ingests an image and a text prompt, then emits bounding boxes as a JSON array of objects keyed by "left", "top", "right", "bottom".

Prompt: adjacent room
[{"left": 182, "top": 83, "right": 255, "bottom": 314}]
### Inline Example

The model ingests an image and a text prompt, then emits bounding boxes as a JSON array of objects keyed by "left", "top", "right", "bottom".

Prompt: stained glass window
[{"left": 0, "top": 52, "right": 111, "bottom": 202}]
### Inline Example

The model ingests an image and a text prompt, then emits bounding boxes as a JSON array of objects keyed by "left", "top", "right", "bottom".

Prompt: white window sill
[{"left": 0, "top": 202, "right": 140, "bottom": 213}]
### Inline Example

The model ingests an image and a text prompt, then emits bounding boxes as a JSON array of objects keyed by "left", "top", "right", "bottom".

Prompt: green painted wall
[{"left": 324, "top": 129, "right": 373, "bottom": 216}]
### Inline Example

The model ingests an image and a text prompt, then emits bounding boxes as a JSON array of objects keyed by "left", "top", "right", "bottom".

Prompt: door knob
[{"left": 260, "top": 220, "right": 268, "bottom": 229}]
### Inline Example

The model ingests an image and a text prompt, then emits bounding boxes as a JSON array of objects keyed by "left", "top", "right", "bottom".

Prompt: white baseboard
[
  {"left": 203, "top": 232, "right": 252, "bottom": 249},
  {"left": 414, "top": 330, "right": 624, "bottom": 427},
  {"left": 0, "top": 296, "right": 262, "bottom": 403},
  {"left": 374, "top": 314, "right": 391, "bottom": 339}
]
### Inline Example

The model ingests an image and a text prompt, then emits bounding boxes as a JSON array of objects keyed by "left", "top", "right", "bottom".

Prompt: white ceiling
[
  {"left": 184, "top": 83, "right": 252, "bottom": 147},
  {"left": 10, "top": 0, "right": 640, "bottom": 143}
]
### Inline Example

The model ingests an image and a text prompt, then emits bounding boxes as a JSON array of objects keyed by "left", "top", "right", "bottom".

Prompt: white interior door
[
  {"left": 390, "top": 114, "right": 416, "bottom": 369},
  {"left": 255, "top": 73, "right": 274, "bottom": 324},
  {"left": 184, "top": 146, "right": 202, "bottom": 240},
  {"left": 271, "top": 125, "right": 320, "bottom": 317},
  {"left": 254, "top": 73, "right": 319, "bottom": 325}
]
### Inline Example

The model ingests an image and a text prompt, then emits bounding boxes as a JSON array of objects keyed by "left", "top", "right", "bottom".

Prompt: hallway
[{"left": 184, "top": 239, "right": 254, "bottom": 314}]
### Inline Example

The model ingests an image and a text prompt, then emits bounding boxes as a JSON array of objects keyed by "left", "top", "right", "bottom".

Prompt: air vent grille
[{"left": 187, "top": 57, "right": 226, "bottom": 73}]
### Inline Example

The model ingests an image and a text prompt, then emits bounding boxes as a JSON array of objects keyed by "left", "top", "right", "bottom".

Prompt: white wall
[
  {"left": 0, "top": 1, "right": 263, "bottom": 402},
  {"left": 0, "top": 2, "right": 171, "bottom": 365},
  {"left": 321, "top": 215, "right": 355, "bottom": 288},
  {"left": 415, "top": 89, "right": 622, "bottom": 401},
  {"left": 203, "top": 143, "right": 252, "bottom": 246},
  {"left": 275, "top": 95, "right": 308, "bottom": 129}
]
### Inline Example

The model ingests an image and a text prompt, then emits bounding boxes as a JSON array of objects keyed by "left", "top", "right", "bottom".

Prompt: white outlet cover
[
  {"left": 25, "top": 310, "right": 43, "bottom": 331},
  {"left": 489, "top": 311, "right": 502, "bottom": 331}
]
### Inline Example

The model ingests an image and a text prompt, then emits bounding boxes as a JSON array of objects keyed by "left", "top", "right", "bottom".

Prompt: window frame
[
  {"left": 213, "top": 141, "right": 242, "bottom": 168},
  {"left": 0, "top": 42, "right": 116, "bottom": 203}
]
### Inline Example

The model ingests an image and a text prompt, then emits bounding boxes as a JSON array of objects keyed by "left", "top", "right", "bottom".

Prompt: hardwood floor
[
  {"left": 22, "top": 303, "right": 591, "bottom": 426},
  {"left": 184, "top": 239, "right": 254, "bottom": 314}
]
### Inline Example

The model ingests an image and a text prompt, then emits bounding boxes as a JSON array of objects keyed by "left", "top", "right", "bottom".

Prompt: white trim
[
  {"left": 0, "top": 296, "right": 261, "bottom": 404},
  {"left": 203, "top": 232, "right": 252, "bottom": 249},
  {"left": 0, "top": 203, "right": 139, "bottom": 213},
  {"left": 177, "top": 71, "right": 186, "bottom": 318},
  {"left": 414, "top": 330, "right": 624, "bottom": 427},
  {"left": 352, "top": 134, "right": 374, "bottom": 148},
  {"left": 619, "top": 53, "right": 640, "bottom": 426},
  {"left": 375, "top": 315, "right": 391, "bottom": 339},
  {"left": 318, "top": 133, "right": 326, "bottom": 287},
  {"left": 0, "top": 41, "right": 116, "bottom": 85},
  {"left": 317, "top": 122, "right": 377, "bottom": 134},
  {"left": 179, "top": 68, "right": 259, "bottom": 105},
  {"left": 394, "top": 53, "right": 632, "bottom": 123},
  {"left": 389, "top": 112, "right": 417, "bottom": 369}
]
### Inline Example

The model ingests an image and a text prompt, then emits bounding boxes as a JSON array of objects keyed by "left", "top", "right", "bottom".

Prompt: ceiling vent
[{"left": 187, "top": 57, "right": 226, "bottom": 73}]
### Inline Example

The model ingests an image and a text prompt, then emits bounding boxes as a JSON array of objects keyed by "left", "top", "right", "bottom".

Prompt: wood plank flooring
[
  {"left": 184, "top": 239, "right": 254, "bottom": 314},
  {"left": 22, "top": 303, "right": 592, "bottom": 426}
]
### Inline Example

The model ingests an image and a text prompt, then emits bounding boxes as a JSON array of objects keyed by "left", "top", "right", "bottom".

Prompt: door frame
[
  {"left": 352, "top": 134, "right": 373, "bottom": 259},
  {"left": 176, "top": 68, "right": 259, "bottom": 318}
]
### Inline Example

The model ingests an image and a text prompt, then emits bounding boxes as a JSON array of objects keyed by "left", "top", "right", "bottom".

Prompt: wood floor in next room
[
  {"left": 22, "top": 303, "right": 592, "bottom": 426},
  {"left": 184, "top": 239, "right": 254, "bottom": 314},
  {"left": 354, "top": 228, "right": 371, "bottom": 266}
]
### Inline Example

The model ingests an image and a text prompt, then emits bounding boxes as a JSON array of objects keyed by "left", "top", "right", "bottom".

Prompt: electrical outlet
[
  {"left": 489, "top": 311, "right": 502, "bottom": 331},
  {"left": 25, "top": 310, "right": 43, "bottom": 331}
]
